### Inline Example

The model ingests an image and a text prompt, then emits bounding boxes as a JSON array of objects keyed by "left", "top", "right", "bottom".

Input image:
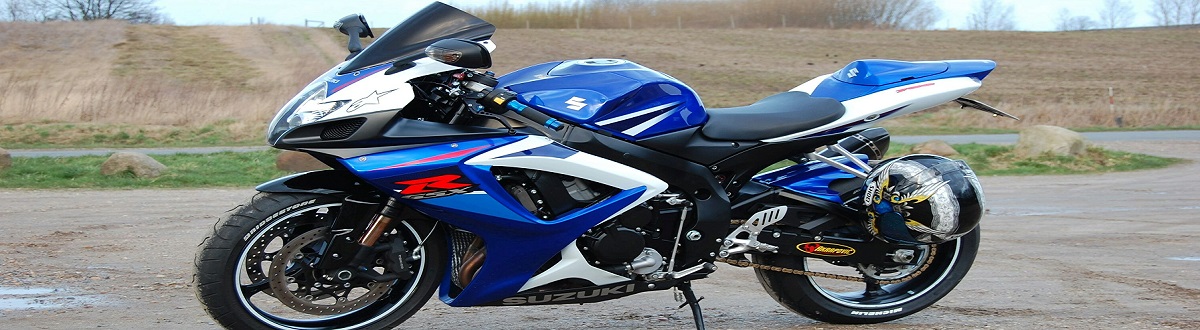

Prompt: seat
[{"left": 701, "top": 91, "right": 845, "bottom": 141}]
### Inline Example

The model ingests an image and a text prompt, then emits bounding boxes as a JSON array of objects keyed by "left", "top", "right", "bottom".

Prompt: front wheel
[
  {"left": 753, "top": 227, "right": 979, "bottom": 324},
  {"left": 194, "top": 193, "right": 446, "bottom": 330}
]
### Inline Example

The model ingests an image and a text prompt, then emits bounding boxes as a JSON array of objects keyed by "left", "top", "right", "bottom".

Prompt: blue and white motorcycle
[{"left": 194, "top": 3, "right": 1016, "bottom": 329}]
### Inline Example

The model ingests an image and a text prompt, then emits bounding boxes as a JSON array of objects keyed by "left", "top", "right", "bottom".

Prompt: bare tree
[
  {"left": 3, "top": 0, "right": 38, "bottom": 21},
  {"left": 46, "top": 0, "right": 169, "bottom": 24},
  {"left": 966, "top": 0, "right": 1016, "bottom": 31},
  {"left": 1099, "top": 0, "right": 1136, "bottom": 28},
  {"left": 867, "top": 0, "right": 942, "bottom": 30},
  {"left": 829, "top": 0, "right": 941, "bottom": 30},
  {"left": 1055, "top": 8, "right": 1096, "bottom": 31},
  {"left": 1150, "top": 0, "right": 1200, "bottom": 25}
]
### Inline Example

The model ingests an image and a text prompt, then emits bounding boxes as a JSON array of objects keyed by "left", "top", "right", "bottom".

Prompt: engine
[{"left": 493, "top": 167, "right": 689, "bottom": 278}]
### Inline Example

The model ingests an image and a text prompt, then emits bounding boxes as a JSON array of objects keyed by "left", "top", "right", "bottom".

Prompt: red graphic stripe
[{"left": 372, "top": 146, "right": 488, "bottom": 171}]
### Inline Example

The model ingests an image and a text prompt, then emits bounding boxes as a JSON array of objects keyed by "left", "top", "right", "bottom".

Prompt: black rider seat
[{"left": 701, "top": 91, "right": 845, "bottom": 141}]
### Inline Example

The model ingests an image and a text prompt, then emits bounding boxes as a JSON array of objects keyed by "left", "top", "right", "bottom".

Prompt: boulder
[
  {"left": 1014, "top": 125, "right": 1086, "bottom": 158},
  {"left": 276, "top": 151, "right": 329, "bottom": 172},
  {"left": 0, "top": 147, "right": 10, "bottom": 171},
  {"left": 100, "top": 152, "right": 167, "bottom": 178},
  {"left": 910, "top": 140, "right": 959, "bottom": 157}
]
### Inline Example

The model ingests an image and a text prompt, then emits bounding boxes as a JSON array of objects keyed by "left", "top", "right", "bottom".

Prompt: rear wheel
[
  {"left": 754, "top": 227, "right": 979, "bottom": 323},
  {"left": 194, "top": 193, "right": 446, "bottom": 329}
]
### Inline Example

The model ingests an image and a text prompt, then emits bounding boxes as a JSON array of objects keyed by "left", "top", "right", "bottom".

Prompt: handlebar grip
[
  {"left": 481, "top": 88, "right": 564, "bottom": 131},
  {"left": 506, "top": 100, "right": 565, "bottom": 131}
]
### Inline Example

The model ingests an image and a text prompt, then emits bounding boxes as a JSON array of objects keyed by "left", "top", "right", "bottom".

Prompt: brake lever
[{"left": 462, "top": 98, "right": 517, "bottom": 134}]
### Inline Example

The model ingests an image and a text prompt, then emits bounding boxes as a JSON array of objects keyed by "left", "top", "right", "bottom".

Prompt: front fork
[{"left": 313, "top": 196, "right": 414, "bottom": 282}]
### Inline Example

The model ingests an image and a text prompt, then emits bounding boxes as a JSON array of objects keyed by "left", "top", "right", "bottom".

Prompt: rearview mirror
[
  {"left": 424, "top": 39, "right": 492, "bottom": 69},
  {"left": 333, "top": 14, "right": 373, "bottom": 58}
]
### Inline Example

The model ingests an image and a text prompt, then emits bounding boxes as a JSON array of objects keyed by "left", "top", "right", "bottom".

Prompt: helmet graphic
[{"left": 862, "top": 154, "right": 984, "bottom": 244}]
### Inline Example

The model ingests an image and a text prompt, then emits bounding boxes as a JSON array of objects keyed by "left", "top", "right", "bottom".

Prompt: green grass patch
[
  {"left": 885, "top": 143, "right": 1183, "bottom": 175},
  {"left": 0, "top": 123, "right": 263, "bottom": 149},
  {"left": 0, "top": 150, "right": 291, "bottom": 189},
  {"left": 880, "top": 124, "right": 1200, "bottom": 136}
]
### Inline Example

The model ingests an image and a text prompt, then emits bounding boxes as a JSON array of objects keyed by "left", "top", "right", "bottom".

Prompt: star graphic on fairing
[{"left": 345, "top": 89, "right": 398, "bottom": 113}]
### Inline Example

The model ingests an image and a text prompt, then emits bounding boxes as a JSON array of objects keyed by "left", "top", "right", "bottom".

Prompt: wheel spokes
[{"left": 241, "top": 280, "right": 272, "bottom": 299}]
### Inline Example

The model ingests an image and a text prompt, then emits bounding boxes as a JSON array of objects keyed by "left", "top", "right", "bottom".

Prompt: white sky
[{"left": 156, "top": 0, "right": 1158, "bottom": 31}]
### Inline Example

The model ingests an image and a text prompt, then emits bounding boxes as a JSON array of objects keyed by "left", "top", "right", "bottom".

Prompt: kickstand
[{"left": 675, "top": 281, "right": 706, "bottom": 330}]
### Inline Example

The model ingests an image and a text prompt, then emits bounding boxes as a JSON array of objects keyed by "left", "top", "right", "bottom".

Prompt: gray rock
[
  {"left": 0, "top": 147, "right": 10, "bottom": 171},
  {"left": 910, "top": 139, "right": 959, "bottom": 157},
  {"left": 101, "top": 152, "right": 167, "bottom": 178},
  {"left": 276, "top": 151, "right": 329, "bottom": 172},
  {"left": 1014, "top": 125, "right": 1086, "bottom": 158}
]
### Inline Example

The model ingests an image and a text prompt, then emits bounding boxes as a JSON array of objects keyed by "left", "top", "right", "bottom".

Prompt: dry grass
[{"left": 0, "top": 22, "right": 1197, "bottom": 148}]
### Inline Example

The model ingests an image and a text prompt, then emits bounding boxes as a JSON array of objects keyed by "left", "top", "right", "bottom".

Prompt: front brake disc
[{"left": 267, "top": 228, "right": 392, "bottom": 315}]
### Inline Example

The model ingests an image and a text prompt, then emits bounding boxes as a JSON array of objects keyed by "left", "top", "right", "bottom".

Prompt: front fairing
[{"left": 266, "top": 2, "right": 498, "bottom": 146}]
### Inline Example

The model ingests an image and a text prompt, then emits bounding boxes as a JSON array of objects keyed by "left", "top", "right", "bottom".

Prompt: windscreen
[{"left": 338, "top": 2, "right": 496, "bottom": 75}]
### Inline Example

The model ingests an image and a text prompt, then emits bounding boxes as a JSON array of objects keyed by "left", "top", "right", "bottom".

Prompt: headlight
[{"left": 267, "top": 81, "right": 347, "bottom": 145}]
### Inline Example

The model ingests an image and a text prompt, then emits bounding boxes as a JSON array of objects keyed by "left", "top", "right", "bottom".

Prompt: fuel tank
[{"left": 498, "top": 59, "right": 706, "bottom": 140}]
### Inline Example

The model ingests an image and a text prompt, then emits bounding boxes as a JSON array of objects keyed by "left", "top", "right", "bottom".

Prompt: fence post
[
  {"left": 576, "top": 17, "right": 580, "bottom": 29},
  {"left": 628, "top": 16, "right": 633, "bottom": 29},
  {"left": 526, "top": 20, "right": 530, "bottom": 29},
  {"left": 782, "top": 15, "right": 786, "bottom": 28},
  {"left": 678, "top": 16, "right": 682, "bottom": 29},
  {"left": 1110, "top": 87, "right": 1123, "bottom": 127},
  {"left": 730, "top": 15, "right": 735, "bottom": 29}
]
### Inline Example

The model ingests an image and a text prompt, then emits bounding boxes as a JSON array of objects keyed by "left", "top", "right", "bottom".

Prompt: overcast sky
[{"left": 156, "top": 0, "right": 1159, "bottom": 31}]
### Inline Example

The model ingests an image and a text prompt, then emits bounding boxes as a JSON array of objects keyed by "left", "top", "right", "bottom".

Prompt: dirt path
[{"left": 1, "top": 141, "right": 1198, "bottom": 329}]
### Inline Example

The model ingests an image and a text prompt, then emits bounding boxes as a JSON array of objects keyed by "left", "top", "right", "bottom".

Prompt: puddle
[
  {"left": 0, "top": 297, "right": 63, "bottom": 309},
  {"left": 0, "top": 288, "right": 56, "bottom": 295},
  {"left": 0, "top": 286, "right": 100, "bottom": 311},
  {"left": 1167, "top": 257, "right": 1200, "bottom": 261}
]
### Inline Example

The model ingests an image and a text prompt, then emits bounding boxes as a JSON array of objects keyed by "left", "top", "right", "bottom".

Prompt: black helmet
[{"left": 862, "top": 154, "right": 984, "bottom": 244}]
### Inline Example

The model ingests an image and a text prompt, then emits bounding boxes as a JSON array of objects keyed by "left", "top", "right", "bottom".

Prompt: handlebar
[{"left": 462, "top": 74, "right": 565, "bottom": 131}]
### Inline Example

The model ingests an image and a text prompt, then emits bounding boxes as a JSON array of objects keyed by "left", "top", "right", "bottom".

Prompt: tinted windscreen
[{"left": 338, "top": 2, "right": 496, "bottom": 74}]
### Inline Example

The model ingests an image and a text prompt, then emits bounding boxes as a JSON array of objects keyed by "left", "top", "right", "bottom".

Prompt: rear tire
[
  {"left": 194, "top": 192, "right": 446, "bottom": 329},
  {"left": 754, "top": 227, "right": 979, "bottom": 324}
]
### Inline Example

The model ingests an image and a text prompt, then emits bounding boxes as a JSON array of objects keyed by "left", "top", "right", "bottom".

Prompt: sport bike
[{"left": 194, "top": 3, "right": 1017, "bottom": 329}]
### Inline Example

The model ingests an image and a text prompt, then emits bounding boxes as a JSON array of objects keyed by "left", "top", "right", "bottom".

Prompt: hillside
[{"left": 1, "top": 21, "right": 1197, "bottom": 146}]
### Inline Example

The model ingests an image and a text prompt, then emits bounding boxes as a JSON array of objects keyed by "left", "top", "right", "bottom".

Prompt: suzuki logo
[
  {"left": 848, "top": 68, "right": 860, "bottom": 78},
  {"left": 564, "top": 97, "right": 587, "bottom": 111}
]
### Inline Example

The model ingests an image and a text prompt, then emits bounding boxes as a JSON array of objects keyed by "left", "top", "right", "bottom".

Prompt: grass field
[{"left": 0, "top": 21, "right": 1197, "bottom": 148}]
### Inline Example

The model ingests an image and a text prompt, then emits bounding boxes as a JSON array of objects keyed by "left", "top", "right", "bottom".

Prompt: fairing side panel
[
  {"left": 753, "top": 156, "right": 866, "bottom": 204},
  {"left": 774, "top": 76, "right": 983, "bottom": 143},
  {"left": 340, "top": 136, "right": 666, "bottom": 307}
]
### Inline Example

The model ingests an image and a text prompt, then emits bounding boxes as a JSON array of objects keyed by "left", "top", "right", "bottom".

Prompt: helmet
[{"left": 862, "top": 154, "right": 984, "bottom": 244}]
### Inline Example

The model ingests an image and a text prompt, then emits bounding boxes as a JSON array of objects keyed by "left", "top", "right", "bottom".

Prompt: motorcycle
[{"left": 194, "top": 3, "right": 1017, "bottom": 329}]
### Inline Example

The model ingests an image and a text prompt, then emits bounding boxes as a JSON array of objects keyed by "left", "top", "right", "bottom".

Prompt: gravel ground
[{"left": 1, "top": 141, "right": 1198, "bottom": 329}]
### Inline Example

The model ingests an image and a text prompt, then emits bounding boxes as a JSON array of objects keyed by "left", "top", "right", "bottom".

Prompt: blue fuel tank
[{"left": 498, "top": 59, "right": 707, "bottom": 140}]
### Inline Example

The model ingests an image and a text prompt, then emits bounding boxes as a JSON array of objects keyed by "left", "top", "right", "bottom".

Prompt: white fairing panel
[
  {"left": 767, "top": 76, "right": 982, "bottom": 143},
  {"left": 465, "top": 136, "right": 669, "bottom": 290},
  {"left": 313, "top": 39, "right": 497, "bottom": 124},
  {"left": 518, "top": 242, "right": 632, "bottom": 291},
  {"left": 465, "top": 136, "right": 668, "bottom": 201}
]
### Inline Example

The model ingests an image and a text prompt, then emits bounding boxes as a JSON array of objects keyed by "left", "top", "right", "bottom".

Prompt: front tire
[
  {"left": 194, "top": 192, "right": 446, "bottom": 329},
  {"left": 754, "top": 227, "right": 980, "bottom": 324}
]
